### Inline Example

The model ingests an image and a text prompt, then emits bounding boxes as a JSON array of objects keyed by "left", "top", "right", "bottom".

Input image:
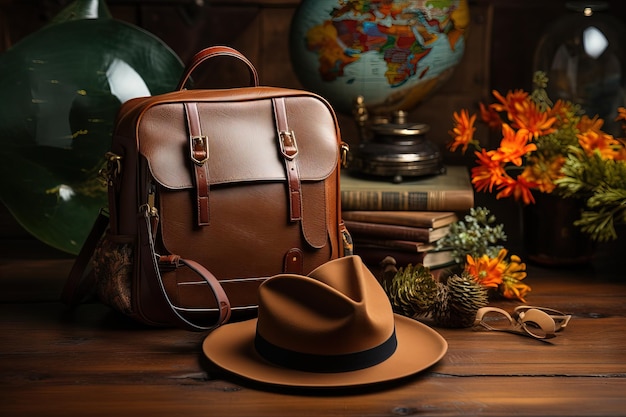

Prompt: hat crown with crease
[{"left": 254, "top": 255, "right": 396, "bottom": 371}]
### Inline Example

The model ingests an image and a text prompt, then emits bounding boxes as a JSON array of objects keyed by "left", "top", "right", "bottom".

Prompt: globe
[{"left": 289, "top": 0, "right": 470, "bottom": 115}]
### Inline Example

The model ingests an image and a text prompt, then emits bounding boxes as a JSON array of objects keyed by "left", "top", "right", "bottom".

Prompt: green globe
[{"left": 289, "top": 0, "right": 470, "bottom": 115}]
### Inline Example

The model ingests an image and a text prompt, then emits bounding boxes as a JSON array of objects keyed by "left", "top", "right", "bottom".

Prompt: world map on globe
[{"left": 290, "top": 0, "right": 469, "bottom": 115}]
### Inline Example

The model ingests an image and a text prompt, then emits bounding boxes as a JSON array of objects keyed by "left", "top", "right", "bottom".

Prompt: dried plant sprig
[{"left": 436, "top": 206, "right": 507, "bottom": 263}]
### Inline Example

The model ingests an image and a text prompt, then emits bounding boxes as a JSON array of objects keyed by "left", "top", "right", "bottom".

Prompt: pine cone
[
  {"left": 384, "top": 263, "right": 438, "bottom": 318},
  {"left": 432, "top": 272, "right": 489, "bottom": 328}
]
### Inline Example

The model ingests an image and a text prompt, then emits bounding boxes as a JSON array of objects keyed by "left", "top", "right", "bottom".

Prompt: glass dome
[{"left": 533, "top": 1, "right": 626, "bottom": 136}]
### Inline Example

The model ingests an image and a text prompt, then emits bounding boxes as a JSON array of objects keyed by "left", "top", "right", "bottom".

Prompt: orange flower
[
  {"left": 492, "top": 124, "right": 536, "bottom": 166},
  {"left": 479, "top": 102, "right": 502, "bottom": 130},
  {"left": 465, "top": 250, "right": 530, "bottom": 301},
  {"left": 511, "top": 98, "right": 557, "bottom": 138},
  {"left": 495, "top": 173, "right": 537, "bottom": 205},
  {"left": 577, "top": 114, "right": 604, "bottom": 134},
  {"left": 464, "top": 249, "right": 507, "bottom": 288},
  {"left": 578, "top": 130, "right": 622, "bottom": 160},
  {"left": 471, "top": 149, "right": 506, "bottom": 193},
  {"left": 490, "top": 89, "right": 528, "bottom": 120},
  {"left": 501, "top": 277, "right": 532, "bottom": 303},
  {"left": 500, "top": 254, "right": 530, "bottom": 302},
  {"left": 448, "top": 109, "right": 477, "bottom": 153}
]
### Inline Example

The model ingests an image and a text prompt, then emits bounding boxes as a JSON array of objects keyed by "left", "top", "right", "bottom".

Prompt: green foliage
[
  {"left": 436, "top": 207, "right": 507, "bottom": 263},
  {"left": 530, "top": 71, "right": 552, "bottom": 112},
  {"left": 556, "top": 147, "right": 626, "bottom": 241},
  {"left": 531, "top": 70, "right": 625, "bottom": 242},
  {"left": 536, "top": 127, "right": 579, "bottom": 159},
  {"left": 531, "top": 72, "right": 581, "bottom": 158}
]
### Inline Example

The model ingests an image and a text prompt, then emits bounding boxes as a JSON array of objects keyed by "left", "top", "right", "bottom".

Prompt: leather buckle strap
[
  {"left": 272, "top": 97, "right": 302, "bottom": 222},
  {"left": 279, "top": 130, "right": 298, "bottom": 160},
  {"left": 184, "top": 102, "right": 210, "bottom": 226}
]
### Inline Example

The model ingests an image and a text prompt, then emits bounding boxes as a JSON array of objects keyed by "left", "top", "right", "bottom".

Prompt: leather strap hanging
[
  {"left": 138, "top": 205, "right": 231, "bottom": 331},
  {"left": 185, "top": 102, "right": 211, "bottom": 226},
  {"left": 272, "top": 97, "right": 302, "bottom": 222}
]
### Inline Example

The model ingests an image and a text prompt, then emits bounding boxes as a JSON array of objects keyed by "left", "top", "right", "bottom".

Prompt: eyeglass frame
[{"left": 473, "top": 305, "right": 572, "bottom": 340}]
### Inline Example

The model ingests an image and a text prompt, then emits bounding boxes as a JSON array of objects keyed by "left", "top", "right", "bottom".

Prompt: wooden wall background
[{"left": 1, "top": 0, "right": 625, "bottom": 251}]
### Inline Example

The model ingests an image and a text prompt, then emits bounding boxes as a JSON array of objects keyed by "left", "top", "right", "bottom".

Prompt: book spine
[{"left": 341, "top": 190, "right": 474, "bottom": 211}]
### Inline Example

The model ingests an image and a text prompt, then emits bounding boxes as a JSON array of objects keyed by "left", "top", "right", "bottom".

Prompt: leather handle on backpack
[{"left": 176, "top": 45, "right": 260, "bottom": 90}]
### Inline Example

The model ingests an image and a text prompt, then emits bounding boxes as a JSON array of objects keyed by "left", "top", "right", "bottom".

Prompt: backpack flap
[{"left": 137, "top": 89, "right": 341, "bottom": 280}]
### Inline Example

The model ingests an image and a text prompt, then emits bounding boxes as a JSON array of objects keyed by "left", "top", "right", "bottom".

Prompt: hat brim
[{"left": 202, "top": 314, "right": 447, "bottom": 388}]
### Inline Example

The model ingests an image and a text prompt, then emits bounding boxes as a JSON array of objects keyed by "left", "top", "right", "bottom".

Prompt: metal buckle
[
  {"left": 98, "top": 152, "right": 122, "bottom": 186},
  {"left": 279, "top": 130, "right": 298, "bottom": 160},
  {"left": 190, "top": 135, "right": 209, "bottom": 165},
  {"left": 341, "top": 142, "right": 350, "bottom": 168}
]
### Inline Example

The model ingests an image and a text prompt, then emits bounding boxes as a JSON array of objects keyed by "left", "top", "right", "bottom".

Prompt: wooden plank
[
  {"left": 2, "top": 301, "right": 626, "bottom": 379},
  {"left": 2, "top": 377, "right": 626, "bottom": 417},
  {"left": 2, "top": 326, "right": 625, "bottom": 381}
]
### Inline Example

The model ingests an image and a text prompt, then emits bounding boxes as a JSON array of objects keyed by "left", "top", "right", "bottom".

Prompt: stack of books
[{"left": 340, "top": 165, "right": 475, "bottom": 271}]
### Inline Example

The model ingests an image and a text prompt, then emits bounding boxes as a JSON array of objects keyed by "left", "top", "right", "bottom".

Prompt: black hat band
[{"left": 254, "top": 329, "right": 398, "bottom": 373}]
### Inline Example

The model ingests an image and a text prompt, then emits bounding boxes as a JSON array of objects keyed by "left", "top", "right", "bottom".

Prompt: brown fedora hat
[{"left": 202, "top": 256, "right": 447, "bottom": 388}]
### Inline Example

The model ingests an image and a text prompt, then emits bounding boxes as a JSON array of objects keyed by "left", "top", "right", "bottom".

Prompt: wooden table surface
[{"left": 1, "top": 249, "right": 625, "bottom": 417}]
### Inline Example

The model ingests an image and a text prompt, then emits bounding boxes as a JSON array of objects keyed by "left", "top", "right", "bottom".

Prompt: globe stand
[{"left": 348, "top": 96, "right": 444, "bottom": 183}]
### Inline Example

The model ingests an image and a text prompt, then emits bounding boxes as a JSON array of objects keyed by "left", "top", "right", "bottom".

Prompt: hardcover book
[
  {"left": 340, "top": 165, "right": 474, "bottom": 211},
  {"left": 344, "top": 220, "right": 450, "bottom": 243},
  {"left": 342, "top": 210, "right": 459, "bottom": 229},
  {"left": 354, "top": 246, "right": 456, "bottom": 270},
  {"left": 352, "top": 238, "right": 436, "bottom": 253}
]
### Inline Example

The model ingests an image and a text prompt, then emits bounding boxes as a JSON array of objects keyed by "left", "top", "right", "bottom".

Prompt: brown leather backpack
[{"left": 62, "top": 46, "right": 351, "bottom": 330}]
